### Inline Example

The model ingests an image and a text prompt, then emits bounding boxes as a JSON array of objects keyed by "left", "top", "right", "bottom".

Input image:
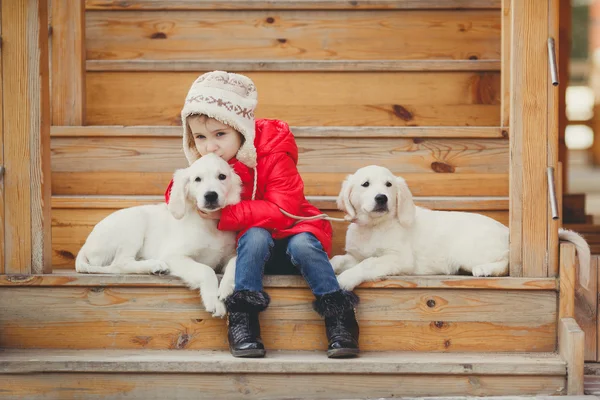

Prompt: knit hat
[{"left": 181, "top": 71, "right": 258, "bottom": 168}]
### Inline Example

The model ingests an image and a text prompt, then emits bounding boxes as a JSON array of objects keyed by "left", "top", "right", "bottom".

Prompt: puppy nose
[
  {"left": 375, "top": 194, "right": 388, "bottom": 205},
  {"left": 204, "top": 191, "right": 218, "bottom": 203}
]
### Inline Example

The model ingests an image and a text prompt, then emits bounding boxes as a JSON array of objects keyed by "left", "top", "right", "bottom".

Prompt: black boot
[
  {"left": 224, "top": 290, "right": 270, "bottom": 358},
  {"left": 313, "top": 290, "right": 360, "bottom": 358}
]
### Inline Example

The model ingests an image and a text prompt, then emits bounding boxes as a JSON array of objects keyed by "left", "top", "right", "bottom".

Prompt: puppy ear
[
  {"left": 225, "top": 170, "right": 242, "bottom": 206},
  {"left": 337, "top": 174, "right": 356, "bottom": 220},
  {"left": 168, "top": 168, "right": 189, "bottom": 220},
  {"left": 396, "top": 176, "right": 416, "bottom": 228}
]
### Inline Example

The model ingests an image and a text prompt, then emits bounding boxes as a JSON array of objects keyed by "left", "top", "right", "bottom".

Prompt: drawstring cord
[{"left": 279, "top": 208, "right": 353, "bottom": 224}]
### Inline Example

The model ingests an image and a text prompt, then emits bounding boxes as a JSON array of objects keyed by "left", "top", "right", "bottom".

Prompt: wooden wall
[{"left": 50, "top": 1, "right": 508, "bottom": 268}]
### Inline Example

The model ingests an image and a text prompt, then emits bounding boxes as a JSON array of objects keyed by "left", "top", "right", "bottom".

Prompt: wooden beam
[
  {"left": 86, "top": 60, "right": 501, "bottom": 73},
  {"left": 0, "top": 3, "right": 4, "bottom": 273},
  {"left": 548, "top": 0, "right": 560, "bottom": 279},
  {"left": 558, "top": 0, "right": 571, "bottom": 187},
  {"left": 559, "top": 243, "right": 576, "bottom": 320},
  {"left": 559, "top": 318, "right": 585, "bottom": 395},
  {"left": 2, "top": 0, "right": 52, "bottom": 274},
  {"left": 85, "top": 0, "right": 502, "bottom": 10},
  {"left": 51, "top": 0, "right": 85, "bottom": 125},
  {"left": 509, "top": 0, "right": 550, "bottom": 277}
]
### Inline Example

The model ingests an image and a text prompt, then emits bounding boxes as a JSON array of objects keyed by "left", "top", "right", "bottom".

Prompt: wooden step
[
  {"left": 0, "top": 349, "right": 567, "bottom": 399},
  {"left": 0, "top": 273, "right": 558, "bottom": 353}
]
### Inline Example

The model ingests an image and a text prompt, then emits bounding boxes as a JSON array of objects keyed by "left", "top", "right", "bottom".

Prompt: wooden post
[
  {"left": 509, "top": 0, "right": 551, "bottom": 277},
  {"left": 558, "top": 0, "right": 570, "bottom": 185},
  {"left": 51, "top": 0, "right": 85, "bottom": 125},
  {"left": 1, "top": 0, "right": 52, "bottom": 274}
]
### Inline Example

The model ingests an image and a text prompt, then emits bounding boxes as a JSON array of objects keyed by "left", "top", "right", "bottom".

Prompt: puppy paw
[
  {"left": 218, "top": 278, "right": 235, "bottom": 301},
  {"left": 150, "top": 261, "right": 170, "bottom": 276},
  {"left": 212, "top": 300, "right": 227, "bottom": 318},
  {"left": 330, "top": 256, "right": 345, "bottom": 274},
  {"left": 202, "top": 292, "right": 220, "bottom": 315},
  {"left": 472, "top": 266, "right": 491, "bottom": 277},
  {"left": 337, "top": 270, "right": 360, "bottom": 291}
]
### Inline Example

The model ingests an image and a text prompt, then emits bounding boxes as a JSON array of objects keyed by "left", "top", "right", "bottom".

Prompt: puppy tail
[{"left": 559, "top": 228, "right": 591, "bottom": 289}]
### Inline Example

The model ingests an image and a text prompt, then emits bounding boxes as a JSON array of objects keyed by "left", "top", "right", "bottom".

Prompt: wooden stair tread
[
  {"left": 0, "top": 349, "right": 566, "bottom": 375},
  {"left": 0, "top": 271, "right": 558, "bottom": 290}
]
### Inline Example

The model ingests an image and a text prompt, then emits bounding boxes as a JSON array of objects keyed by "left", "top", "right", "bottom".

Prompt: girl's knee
[
  {"left": 239, "top": 228, "right": 273, "bottom": 253},
  {"left": 287, "top": 233, "right": 322, "bottom": 259}
]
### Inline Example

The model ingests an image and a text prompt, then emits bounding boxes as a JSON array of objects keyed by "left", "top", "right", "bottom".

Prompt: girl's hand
[{"left": 197, "top": 208, "right": 222, "bottom": 220}]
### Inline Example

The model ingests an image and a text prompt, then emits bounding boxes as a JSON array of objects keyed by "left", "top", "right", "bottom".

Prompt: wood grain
[
  {"left": 51, "top": 125, "right": 509, "bottom": 139},
  {"left": 0, "top": 286, "right": 557, "bottom": 352},
  {"left": 85, "top": 10, "right": 500, "bottom": 61},
  {"left": 560, "top": 243, "right": 576, "bottom": 320},
  {"left": 0, "top": 272, "right": 558, "bottom": 290},
  {"left": 85, "top": 0, "right": 503, "bottom": 10},
  {"left": 85, "top": 71, "right": 501, "bottom": 126},
  {"left": 2, "top": 0, "right": 52, "bottom": 274},
  {"left": 51, "top": 137, "right": 508, "bottom": 174},
  {"left": 0, "top": 373, "right": 565, "bottom": 399},
  {"left": 51, "top": 0, "right": 85, "bottom": 125},
  {"left": 0, "top": 3, "right": 4, "bottom": 273},
  {"left": 575, "top": 255, "right": 597, "bottom": 361},
  {"left": 559, "top": 318, "right": 585, "bottom": 395},
  {"left": 87, "top": 59, "right": 502, "bottom": 72},
  {"left": 52, "top": 171, "right": 510, "bottom": 197}
]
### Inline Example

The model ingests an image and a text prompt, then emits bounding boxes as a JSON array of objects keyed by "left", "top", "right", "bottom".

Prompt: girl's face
[{"left": 188, "top": 115, "right": 243, "bottom": 162}]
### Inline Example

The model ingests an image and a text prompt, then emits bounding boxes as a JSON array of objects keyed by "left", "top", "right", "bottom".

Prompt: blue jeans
[{"left": 234, "top": 228, "right": 341, "bottom": 296}]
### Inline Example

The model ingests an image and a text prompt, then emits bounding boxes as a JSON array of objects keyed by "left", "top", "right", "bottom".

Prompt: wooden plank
[
  {"left": 0, "top": 374, "right": 565, "bottom": 399},
  {"left": 2, "top": 0, "right": 52, "bottom": 274},
  {"left": 0, "top": 2, "right": 4, "bottom": 274},
  {"left": 558, "top": 0, "right": 570, "bottom": 191},
  {"left": 560, "top": 243, "right": 576, "bottom": 319},
  {"left": 0, "top": 272, "right": 558, "bottom": 290},
  {"left": 51, "top": 171, "right": 510, "bottom": 197},
  {"left": 559, "top": 318, "right": 585, "bottom": 395},
  {"left": 85, "top": 0, "right": 503, "bottom": 10},
  {"left": 51, "top": 0, "right": 85, "bottom": 125},
  {"left": 85, "top": 72, "right": 501, "bottom": 126},
  {"left": 51, "top": 195, "right": 509, "bottom": 210},
  {"left": 49, "top": 206, "right": 507, "bottom": 267},
  {"left": 0, "top": 286, "right": 557, "bottom": 352},
  {"left": 87, "top": 60, "right": 502, "bottom": 72},
  {"left": 51, "top": 137, "right": 508, "bottom": 174},
  {"left": 575, "top": 254, "right": 597, "bottom": 361},
  {"left": 548, "top": 0, "right": 559, "bottom": 278},
  {"left": 51, "top": 125, "right": 509, "bottom": 139},
  {"left": 85, "top": 10, "right": 500, "bottom": 62},
  {"left": 509, "top": 0, "right": 549, "bottom": 277},
  {"left": 500, "top": 0, "right": 510, "bottom": 127},
  {"left": 0, "top": 349, "right": 566, "bottom": 375}
]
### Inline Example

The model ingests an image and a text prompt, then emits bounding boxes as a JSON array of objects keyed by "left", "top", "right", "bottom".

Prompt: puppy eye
[
  {"left": 195, "top": 177, "right": 201, "bottom": 182},
  {"left": 218, "top": 174, "right": 227, "bottom": 180},
  {"left": 386, "top": 181, "right": 392, "bottom": 187},
  {"left": 361, "top": 181, "right": 370, "bottom": 187}
]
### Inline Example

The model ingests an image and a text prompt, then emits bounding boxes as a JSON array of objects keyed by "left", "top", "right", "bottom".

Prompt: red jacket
[{"left": 165, "top": 119, "right": 333, "bottom": 255}]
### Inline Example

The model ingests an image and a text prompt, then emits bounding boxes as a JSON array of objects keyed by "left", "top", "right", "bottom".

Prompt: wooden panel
[
  {"left": 2, "top": 0, "right": 52, "bottom": 274},
  {"left": 0, "top": 374, "right": 565, "bottom": 399},
  {"left": 51, "top": 0, "right": 85, "bottom": 125},
  {"left": 87, "top": 60, "right": 502, "bottom": 72},
  {"left": 559, "top": 318, "right": 585, "bottom": 395},
  {"left": 560, "top": 243, "right": 576, "bottom": 320},
  {"left": 51, "top": 125, "right": 509, "bottom": 139},
  {"left": 85, "top": 72, "right": 501, "bottom": 126},
  {"left": 0, "top": 286, "right": 557, "bottom": 352},
  {"left": 509, "top": 0, "right": 549, "bottom": 277},
  {"left": 0, "top": 349, "right": 567, "bottom": 375},
  {"left": 575, "top": 255, "right": 597, "bottom": 361},
  {"left": 85, "top": 0, "right": 503, "bottom": 10},
  {"left": 51, "top": 137, "right": 508, "bottom": 173},
  {"left": 50, "top": 206, "right": 508, "bottom": 268},
  {"left": 86, "top": 10, "right": 500, "bottom": 62},
  {"left": 52, "top": 171, "right": 509, "bottom": 197},
  {"left": 500, "top": 0, "right": 510, "bottom": 127},
  {"left": 0, "top": 3, "right": 4, "bottom": 273},
  {"left": 0, "top": 272, "right": 558, "bottom": 290}
]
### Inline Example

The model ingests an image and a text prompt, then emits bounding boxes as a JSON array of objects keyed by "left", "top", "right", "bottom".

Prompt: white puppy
[
  {"left": 75, "top": 153, "right": 241, "bottom": 317},
  {"left": 331, "top": 165, "right": 591, "bottom": 291}
]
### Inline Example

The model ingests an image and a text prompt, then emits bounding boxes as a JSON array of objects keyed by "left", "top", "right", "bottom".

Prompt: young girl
[{"left": 165, "top": 71, "right": 360, "bottom": 359}]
